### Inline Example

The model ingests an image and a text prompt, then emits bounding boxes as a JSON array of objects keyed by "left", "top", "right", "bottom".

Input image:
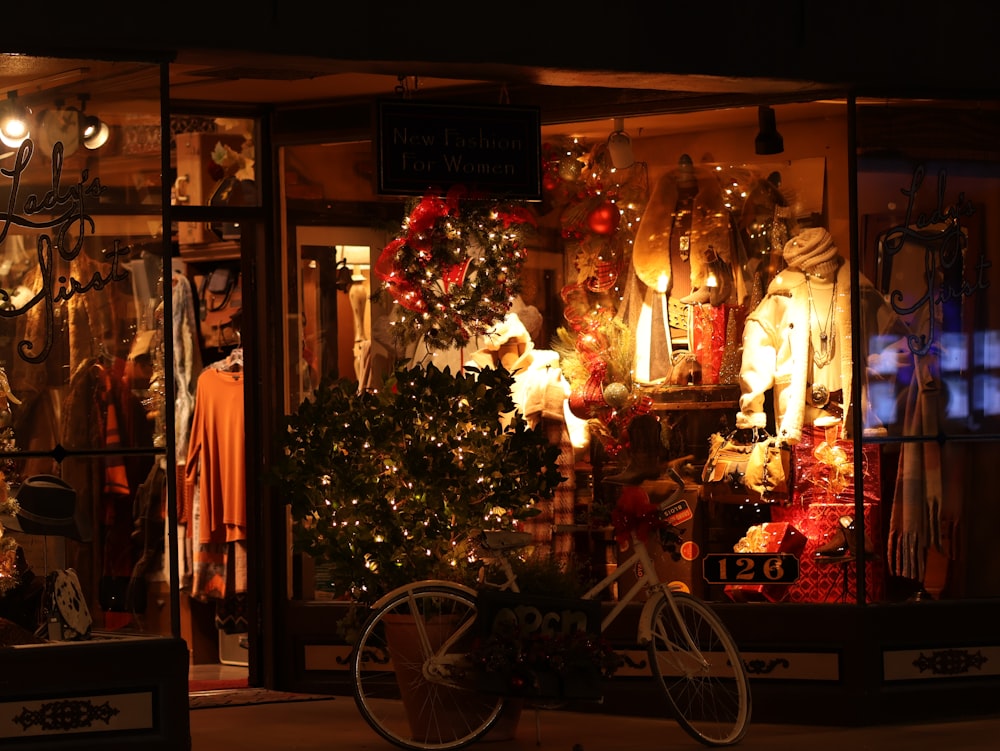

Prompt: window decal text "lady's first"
[{"left": 0, "top": 139, "right": 128, "bottom": 364}]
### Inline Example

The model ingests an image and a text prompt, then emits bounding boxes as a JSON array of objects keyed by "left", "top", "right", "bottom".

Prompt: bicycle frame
[
  {"left": 351, "top": 462, "right": 751, "bottom": 749},
  {"left": 365, "top": 467, "right": 706, "bottom": 682},
  {"left": 582, "top": 533, "right": 663, "bottom": 632},
  {"left": 578, "top": 469, "right": 710, "bottom": 661},
  {"left": 581, "top": 529, "right": 704, "bottom": 662}
]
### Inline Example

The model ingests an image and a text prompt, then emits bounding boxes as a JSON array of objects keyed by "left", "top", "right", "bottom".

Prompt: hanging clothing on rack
[
  {"left": 169, "top": 261, "right": 204, "bottom": 590},
  {"left": 172, "top": 263, "right": 204, "bottom": 464},
  {"left": 185, "top": 361, "right": 246, "bottom": 598}
]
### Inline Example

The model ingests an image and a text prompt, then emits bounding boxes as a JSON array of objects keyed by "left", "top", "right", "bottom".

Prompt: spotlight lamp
[
  {"left": 607, "top": 117, "right": 635, "bottom": 169},
  {"left": 0, "top": 93, "right": 31, "bottom": 149},
  {"left": 77, "top": 94, "right": 109, "bottom": 150},
  {"left": 754, "top": 105, "right": 784, "bottom": 156},
  {"left": 81, "top": 114, "right": 109, "bottom": 149}
]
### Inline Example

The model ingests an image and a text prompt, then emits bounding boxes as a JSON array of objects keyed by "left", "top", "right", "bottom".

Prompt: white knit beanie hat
[{"left": 782, "top": 227, "right": 840, "bottom": 277}]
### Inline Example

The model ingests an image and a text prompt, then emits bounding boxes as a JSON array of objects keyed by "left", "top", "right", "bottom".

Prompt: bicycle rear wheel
[
  {"left": 646, "top": 591, "right": 751, "bottom": 746},
  {"left": 351, "top": 583, "right": 504, "bottom": 751}
]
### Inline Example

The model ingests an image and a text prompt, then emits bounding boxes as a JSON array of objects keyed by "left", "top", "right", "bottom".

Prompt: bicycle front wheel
[
  {"left": 351, "top": 583, "right": 504, "bottom": 751},
  {"left": 646, "top": 591, "right": 751, "bottom": 746}
]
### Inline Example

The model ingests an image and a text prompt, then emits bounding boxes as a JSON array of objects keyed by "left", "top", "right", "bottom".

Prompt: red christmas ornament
[
  {"left": 568, "top": 364, "right": 610, "bottom": 420},
  {"left": 587, "top": 201, "right": 620, "bottom": 235},
  {"left": 568, "top": 387, "right": 598, "bottom": 420}
]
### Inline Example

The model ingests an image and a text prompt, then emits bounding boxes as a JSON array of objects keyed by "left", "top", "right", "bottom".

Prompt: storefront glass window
[
  {"left": 279, "top": 98, "right": 999, "bottom": 614},
  {"left": 275, "top": 94, "right": 999, "bottom": 701},
  {"left": 171, "top": 115, "right": 259, "bottom": 209},
  {"left": 278, "top": 101, "right": 864, "bottom": 605},
  {"left": 0, "top": 56, "right": 167, "bottom": 640},
  {"left": 856, "top": 97, "right": 1000, "bottom": 602}
]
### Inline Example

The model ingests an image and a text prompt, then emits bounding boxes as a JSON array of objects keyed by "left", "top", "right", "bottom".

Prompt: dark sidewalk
[{"left": 188, "top": 692, "right": 1000, "bottom": 750}]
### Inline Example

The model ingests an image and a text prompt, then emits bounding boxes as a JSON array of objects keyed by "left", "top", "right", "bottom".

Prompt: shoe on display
[
  {"left": 814, "top": 515, "right": 853, "bottom": 561},
  {"left": 814, "top": 515, "right": 877, "bottom": 561}
]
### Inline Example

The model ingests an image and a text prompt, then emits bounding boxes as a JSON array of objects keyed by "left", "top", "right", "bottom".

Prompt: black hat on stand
[{"left": 1, "top": 475, "right": 92, "bottom": 543}]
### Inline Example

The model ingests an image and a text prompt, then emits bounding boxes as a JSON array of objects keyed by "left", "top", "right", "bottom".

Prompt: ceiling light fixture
[
  {"left": 607, "top": 117, "right": 635, "bottom": 169},
  {"left": 81, "top": 113, "right": 109, "bottom": 149},
  {"left": 0, "top": 93, "right": 31, "bottom": 149},
  {"left": 78, "top": 94, "right": 109, "bottom": 150},
  {"left": 754, "top": 105, "right": 784, "bottom": 155}
]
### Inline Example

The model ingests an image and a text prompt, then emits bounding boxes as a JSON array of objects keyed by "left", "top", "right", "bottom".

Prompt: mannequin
[
  {"left": 735, "top": 227, "right": 912, "bottom": 602},
  {"left": 737, "top": 226, "right": 907, "bottom": 445},
  {"left": 464, "top": 313, "right": 585, "bottom": 564},
  {"left": 349, "top": 275, "right": 370, "bottom": 344},
  {"left": 349, "top": 274, "right": 372, "bottom": 387}
]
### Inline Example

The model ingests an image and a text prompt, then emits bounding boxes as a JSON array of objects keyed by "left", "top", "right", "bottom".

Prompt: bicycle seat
[{"left": 477, "top": 530, "right": 534, "bottom": 551}]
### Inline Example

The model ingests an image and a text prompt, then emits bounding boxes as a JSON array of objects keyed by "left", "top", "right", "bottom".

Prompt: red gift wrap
[
  {"left": 770, "top": 500, "right": 885, "bottom": 603},
  {"left": 769, "top": 425, "right": 886, "bottom": 603},
  {"left": 724, "top": 521, "right": 807, "bottom": 603}
]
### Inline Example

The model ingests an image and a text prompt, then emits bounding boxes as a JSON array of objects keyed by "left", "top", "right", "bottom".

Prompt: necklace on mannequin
[{"left": 807, "top": 276, "right": 837, "bottom": 368}]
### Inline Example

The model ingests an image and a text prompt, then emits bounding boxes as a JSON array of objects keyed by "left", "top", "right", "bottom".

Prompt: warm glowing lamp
[
  {"left": 0, "top": 94, "right": 30, "bottom": 149},
  {"left": 81, "top": 114, "right": 109, "bottom": 149},
  {"left": 78, "top": 94, "right": 110, "bottom": 150}
]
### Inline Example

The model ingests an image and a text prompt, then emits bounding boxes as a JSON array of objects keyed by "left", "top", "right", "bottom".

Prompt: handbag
[
  {"left": 197, "top": 267, "right": 242, "bottom": 349},
  {"left": 702, "top": 429, "right": 790, "bottom": 502},
  {"left": 45, "top": 569, "right": 93, "bottom": 641}
]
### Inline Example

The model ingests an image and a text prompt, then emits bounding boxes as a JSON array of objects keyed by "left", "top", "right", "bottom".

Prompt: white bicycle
[{"left": 350, "top": 459, "right": 752, "bottom": 749}]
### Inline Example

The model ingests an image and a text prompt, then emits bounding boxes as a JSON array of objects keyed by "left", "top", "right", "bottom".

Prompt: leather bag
[{"left": 702, "top": 429, "right": 790, "bottom": 502}]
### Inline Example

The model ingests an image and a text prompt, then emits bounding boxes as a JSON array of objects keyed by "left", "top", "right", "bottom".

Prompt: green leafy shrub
[{"left": 274, "top": 362, "right": 564, "bottom": 605}]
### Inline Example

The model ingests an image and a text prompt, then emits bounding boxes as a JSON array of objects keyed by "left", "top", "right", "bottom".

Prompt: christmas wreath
[{"left": 375, "top": 187, "right": 535, "bottom": 351}]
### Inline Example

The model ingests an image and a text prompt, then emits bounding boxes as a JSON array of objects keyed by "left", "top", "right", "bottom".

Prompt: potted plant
[
  {"left": 468, "top": 553, "right": 623, "bottom": 702},
  {"left": 273, "top": 361, "right": 564, "bottom": 607},
  {"left": 467, "top": 617, "right": 621, "bottom": 701}
]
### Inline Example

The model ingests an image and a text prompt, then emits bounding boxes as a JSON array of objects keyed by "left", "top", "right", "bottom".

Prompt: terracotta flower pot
[{"left": 382, "top": 613, "right": 521, "bottom": 743}]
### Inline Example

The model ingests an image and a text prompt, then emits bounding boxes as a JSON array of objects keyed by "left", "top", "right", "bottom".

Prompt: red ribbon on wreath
[
  {"left": 375, "top": 238, "right": 427, "bottom": 312},
  {"left": 496, "top": 204, "right": 537, "bottom": 229},
  {"left": 376, "top": 193, "right": 457, "bottom": 311},
  {"left": 441, "top": 258, "right": 471, "bottom": 293},
  {"left": 408, "top": 194, "right": 450, "bottom": 234}
]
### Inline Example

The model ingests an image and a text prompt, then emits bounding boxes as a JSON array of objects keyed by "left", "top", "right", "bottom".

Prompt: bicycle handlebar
[
  {"left": 662, "top": 454, "right": 695, "bottom": 508},
  {"left": 667, "top": 454, "right": 694, "bottom": 491}
]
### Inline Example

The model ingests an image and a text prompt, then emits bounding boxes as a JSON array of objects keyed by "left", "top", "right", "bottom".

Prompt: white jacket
[{"left": 736, "top": 263, "right": 909, "bottom": 444}]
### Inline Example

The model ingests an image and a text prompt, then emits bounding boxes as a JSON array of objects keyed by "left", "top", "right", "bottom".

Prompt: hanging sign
[{"left": 376, "top": 100, "right": 541, "bottom": 199}]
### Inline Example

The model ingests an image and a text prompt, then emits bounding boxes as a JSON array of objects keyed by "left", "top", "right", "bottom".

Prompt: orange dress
[{"left": 185, "top": 367, "right": 246, "bottom": 544}]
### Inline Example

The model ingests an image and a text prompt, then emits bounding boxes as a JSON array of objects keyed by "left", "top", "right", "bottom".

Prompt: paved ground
[{"left": 188, "top": 693, "right": 1000, "bottom": 751}]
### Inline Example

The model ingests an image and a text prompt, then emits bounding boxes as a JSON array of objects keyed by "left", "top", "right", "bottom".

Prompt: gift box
[
  {"left": 724, "top": 521, "right": 807, "bottom": 603},
  {"left": 770, "top": 501, "right": 885, "bottom": 603},
  {"left": 789, "top": 427, "right": 882, "bottom": 507}
]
